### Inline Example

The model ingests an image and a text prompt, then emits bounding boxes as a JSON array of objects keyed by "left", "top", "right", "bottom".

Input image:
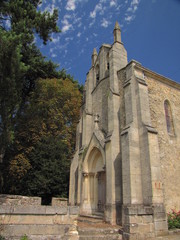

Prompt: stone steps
[
  {"left": 79, "top": 235, "right": 122, "bottom": 240},
  {"left": 78, "top": 214, "right": 104, "bottom": 224},
  {"left": 78, "top": 227, "right": 122, "bottom": 240},
  {"left": 77, "top": 215, "right": 122, "bottom": 240}
]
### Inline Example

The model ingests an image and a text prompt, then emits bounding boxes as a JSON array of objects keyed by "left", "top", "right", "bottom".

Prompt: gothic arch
[
  {"left": 83, "top": 146, "right": 105, "bottom": 173},
  {"left": 82, "top": 147, "right": 106, "bottom": 214}
]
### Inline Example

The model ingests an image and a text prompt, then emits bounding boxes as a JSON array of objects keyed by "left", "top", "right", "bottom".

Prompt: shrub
[
  {"left": 0, "top": 236, "right": 5, "bottom": 240},
  {"left": 167, "top": 209, "right": 180, "bottom": 229},
  {"left": 20, "top": 235, "right": 31, "bottom": 240}
]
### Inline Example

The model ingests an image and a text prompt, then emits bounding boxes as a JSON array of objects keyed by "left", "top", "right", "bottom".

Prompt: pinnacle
[
  {"left": 114, "top": 21, "right": 121, "bottom": 31},
  {"left": 92, "top": 48, "right": 98, "bottom": 55}
]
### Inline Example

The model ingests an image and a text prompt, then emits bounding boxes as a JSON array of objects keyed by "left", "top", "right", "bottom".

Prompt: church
[{"left": 69, "top": 22, "right": 180, "bottom": 239}]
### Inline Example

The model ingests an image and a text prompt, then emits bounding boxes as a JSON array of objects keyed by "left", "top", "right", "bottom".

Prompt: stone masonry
[{"left": 69, "top": 22, "right": 180, "bottom": 240}]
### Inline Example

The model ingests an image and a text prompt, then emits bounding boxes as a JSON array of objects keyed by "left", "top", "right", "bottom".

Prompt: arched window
[{"left": 164, "top": 100, "right": 175, "bottom": 135}]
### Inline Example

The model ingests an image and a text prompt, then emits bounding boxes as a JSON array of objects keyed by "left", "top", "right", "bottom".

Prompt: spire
[
  {"left": 92, "top": 48, "right": 98, "bottom": 56},
  {"left": 91, "top": 48, "right": 98, "bottom": 66},
  {"left": 113, "top": 21, "right": 121, "bottom": 43}
]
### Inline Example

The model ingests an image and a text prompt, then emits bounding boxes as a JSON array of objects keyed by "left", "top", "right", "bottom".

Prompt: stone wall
[
  {"left": 0, "top": 195, "right": 79, "bottom": 240},
  {"left": 0, "top": 194, "right": 41, "bottom": 206},
  {"left": 147, "top": 75, "right": 180, "bottom": 212},
  {"left": 92, "top": 76, "right": 109, "bottom": 134}
]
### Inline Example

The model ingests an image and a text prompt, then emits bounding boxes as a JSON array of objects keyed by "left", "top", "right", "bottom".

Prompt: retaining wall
[{"left": 0, "top": 195, "right": 79, "bottom": 240}]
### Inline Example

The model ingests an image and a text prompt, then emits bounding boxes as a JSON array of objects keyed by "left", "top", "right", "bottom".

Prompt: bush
[
  {"left": 167, "top": 209, "right": 180, "bottom": 229},
  {"left": 0, "top": 236, "right": 5, "bottom": 240},
  {"left": 20, "top": 235, "right": 31, "bottom": 240}
]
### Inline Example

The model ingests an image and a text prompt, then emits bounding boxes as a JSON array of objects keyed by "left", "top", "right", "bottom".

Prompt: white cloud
[
  {"left": 78, "top": 22, "right": 82, "bottom": 27},
  {"left": 90, "top": 1, "right": 106, "bottom": 19},
  {"left": 110, "top": 0, "right": 117, "bottom": 7},
  {"left": 101, "top": 18, "right": 110, "bottom": 28},
  {"left": 51, "top": 35, "right": 60, "bottom": 43},
  {"left": 51, "top": 53, "right": 57, "bottom": 58},
  {"left": 65, "top": 37, "right": 74, "bottom": 41},
  {"left": 65, "top": 0, "right": 76, "bottom": 11},
  {"left": 61, "top": 18, "right": 73, "bottom": 33},
  {"left": 44, "top": 3, "right": 55, "bottom": 15},
  {"left": 124, "top": 0, "right": 140, "bottom": 23},
  {"left": 89, "top": 19, "right": 96, "bottom": 28},
  {"left": 127, "top": 0, "right": 140, "bottom": 13},
  {"left": 74, "top": 17, "right": 82, "bottom": 24},
  {"left": 125, "top": 15, "right": 134, "bottom": 23},
  {"left": 50, "top": 48, "right": 54, "bottom": 53},
  {"left": 64, "top": 14, "right": 72, "bottom": 19},
  {"left": 77, "top": 32, "right": 81, "bottom": 37}
]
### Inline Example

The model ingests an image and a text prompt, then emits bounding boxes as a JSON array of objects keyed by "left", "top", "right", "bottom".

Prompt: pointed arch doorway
[{"left": 82, "top": 147, "right": 106, "bottom": 215}]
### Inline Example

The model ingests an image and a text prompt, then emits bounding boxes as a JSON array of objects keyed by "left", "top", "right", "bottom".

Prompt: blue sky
[{"left": 37, "top": 0, "right": 180, "bottom": 85}]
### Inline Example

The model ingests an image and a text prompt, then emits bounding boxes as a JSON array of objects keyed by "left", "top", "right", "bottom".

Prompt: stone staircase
[{"left": 77, "top": 214, "right": 123, "bottom": 240}]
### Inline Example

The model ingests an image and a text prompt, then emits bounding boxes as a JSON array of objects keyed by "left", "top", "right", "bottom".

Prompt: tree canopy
[
  {"left": 0, "top": 0, "right": 60, "bottom": 161},
  {"left": 0, "top": 1, "right": 83, "bottom": 199},
  {"left": 3, "top": 78, "right": 82, "bottom": 199}
]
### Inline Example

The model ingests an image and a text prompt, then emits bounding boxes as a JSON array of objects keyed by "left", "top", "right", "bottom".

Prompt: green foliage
[
  {"left": 24, "top": 136, "right": 70, "bottom": 201},
  {"left": 0, "top": 0, "right": 83, "bottom": 197},
  {"left": 0, "top": 236, "right": 5, "bottom": 240},
  {"left": 4, "top": 78, "right": 82, "bottom": 200},
  {"left": 167, "top": 209, "right": 180, "bottom": 229},
  {"left": 0, "top": 0, "right": 61, "bottom": 167},
  {"left": 20, "top": 235, "right": 31, "bottom": 240},
  {"left": 0, "top": 29, "right": 27, "bottom": 153}
]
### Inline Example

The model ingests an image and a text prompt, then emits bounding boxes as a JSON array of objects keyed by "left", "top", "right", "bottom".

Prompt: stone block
[
  {"left": 123, "top": 232, "right": 137, "bottom": 240},
  {"left": 13, "top": 205, "right": 46, "bottom": 215},
  {"left": 138, "top": 232, "right": 155, "bottom": 240},
  {"left": 45, "top": 206, "right": 68, "bottom": 215},
  {"left": 142, "top": 215, "right": 153, "bottom": 223},
  {"left": 154, "top": 220, "right": 168, "bottom": 232},
  {"left": 69, "top": 206, "right": 79, "bottom": 215},
  {"left": 138, "top": 223, "right": 153, "bottom": 233},
  {"left": 52, "top": 198, "right": 68, "bottom": 207},
  {"left": 0, "top": 194, "right": 41, "bottom": 206},
  {"left": 124, "top": 206, "right": 138, "bottom": 215},
  {"left": 153, "top": 204, "right": 165, "bottom": 213},
  {"left": 153, "top": 211, "right": 166, "bottom": 221},
  {"left": 125, "top": 215, "right": 143, "bottom": 224},
  {"left": 124, "top": 223, "right": 138, "bottom": 234},
  {"left": 137, "top": 206, "right": 153, "bottom": 215},
  {"left": 2, "top": 224, "right": 70, "bottom": 236},
  {"left": 155, "top": 230, "right": 169, "bottom": 237}
]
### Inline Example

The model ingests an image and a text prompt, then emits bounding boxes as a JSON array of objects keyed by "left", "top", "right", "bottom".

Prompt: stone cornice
[{"left": 135, "top": 64, "right": 180, "bottom": 91}]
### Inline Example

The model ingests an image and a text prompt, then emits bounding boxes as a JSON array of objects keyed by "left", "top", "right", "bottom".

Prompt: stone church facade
[{"left": 69, "top": 22, "right": 180, "bottom": 239}]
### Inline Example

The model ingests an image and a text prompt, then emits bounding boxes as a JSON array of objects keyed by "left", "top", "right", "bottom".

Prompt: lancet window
[{"left": 164, "top": 100, "right": 175, "bottom": 135}]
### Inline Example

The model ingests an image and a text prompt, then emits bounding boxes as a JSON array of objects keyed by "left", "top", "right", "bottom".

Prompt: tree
[
  {"left": 0, "top": 30, "right": 27, "bottom": 160},
  {"left": 4, "top": 78, "right": 82, "bottom": 199},
  {"left": 0, "top": 0, "right": 62, "bottom": 166}
]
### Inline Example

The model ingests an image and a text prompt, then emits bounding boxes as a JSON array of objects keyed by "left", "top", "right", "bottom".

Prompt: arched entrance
[{"left": 82, "top": 147, "right": 106, "bottom": 214}]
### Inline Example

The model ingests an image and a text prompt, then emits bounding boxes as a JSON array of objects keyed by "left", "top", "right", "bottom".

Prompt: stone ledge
[
  {"left": 169, "top": 229, "right": 180, "bottom": 235},
  {"left": 0, "top": 205, "right": 78, "bottom": 215},
  {"left": 123, "top": 205, "right": 153, "bottom": 216}
]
